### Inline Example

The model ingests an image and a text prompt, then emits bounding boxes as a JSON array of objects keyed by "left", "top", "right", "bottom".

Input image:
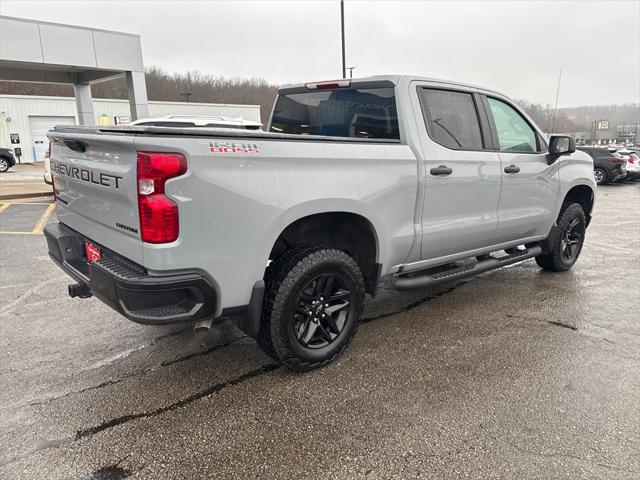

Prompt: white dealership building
[{"left": 0, "top": 16, "right": 261, "bottom": 163}]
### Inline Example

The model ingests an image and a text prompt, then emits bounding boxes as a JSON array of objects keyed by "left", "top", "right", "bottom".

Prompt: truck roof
[{"left": 279, "top": 74, "right": 504, "bottom": 97}]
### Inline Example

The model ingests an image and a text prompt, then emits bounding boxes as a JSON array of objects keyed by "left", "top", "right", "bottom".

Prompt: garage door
[{"left": 28, "top": 116, "right": 76, "bottom": 162}]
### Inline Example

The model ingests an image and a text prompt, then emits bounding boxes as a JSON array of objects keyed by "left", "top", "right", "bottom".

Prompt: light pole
[{"left": 340, "top": 0, "right": 346, "bottom": 79}]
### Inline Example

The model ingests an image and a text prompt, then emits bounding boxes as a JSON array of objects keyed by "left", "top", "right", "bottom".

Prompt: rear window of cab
[{"left": 270, "top": 88, "right": 400, "bottom": 140}]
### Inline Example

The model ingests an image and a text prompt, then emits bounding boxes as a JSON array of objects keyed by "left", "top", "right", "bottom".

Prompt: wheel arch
[
  {"left": 563, "top": 184, "right": 595, "bottom": 227},
  {"left": 262, "top": 202, "right": 382, "bottom": 296}
]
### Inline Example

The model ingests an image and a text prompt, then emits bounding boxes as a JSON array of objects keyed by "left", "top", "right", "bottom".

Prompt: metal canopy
[{"left": 0, "top": 16, "right": 149, "bottom": 123}]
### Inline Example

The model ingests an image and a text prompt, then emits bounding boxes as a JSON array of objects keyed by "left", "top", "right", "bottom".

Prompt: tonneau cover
[{"left": 51, "top": 125, "right": 400, "bottom": 143}]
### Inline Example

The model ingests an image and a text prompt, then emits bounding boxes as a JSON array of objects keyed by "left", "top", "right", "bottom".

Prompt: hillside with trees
[
  {"left": 514, "top": 98, "right": 639, "bottom": 134},
  {"left": 0, "top": 67, "right": 278, "bottom": 124},
  {"left": 1, "top": 67, "right": 637, "bottom": 130}
]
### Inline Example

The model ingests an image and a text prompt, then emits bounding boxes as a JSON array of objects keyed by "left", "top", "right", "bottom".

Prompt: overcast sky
[{"left": 2, "top": 0, "right": 639, "bottom": 107}]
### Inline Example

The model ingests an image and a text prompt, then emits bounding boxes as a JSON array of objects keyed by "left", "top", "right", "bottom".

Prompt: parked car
[
  {"left": 45, "top": 75, "right": 595, "bottom": 371},
  {"left": 578, "top": 147, "right": 627, "bottom": 185},
  {"left": 130, "top": 115, "right": 263, "bottom": 130},
  {"left": 618, "top": 150, "right": 639, "bottom": 180},
  {"left": 0, "top": 147, "right": 17, "bottom": 173}
]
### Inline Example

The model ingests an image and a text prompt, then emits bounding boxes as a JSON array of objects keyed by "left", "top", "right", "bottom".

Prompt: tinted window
[
  {"left": 270, "top": 88, "right": 399, "bottom": 139},
  {"left": 419, "top": 89, "right": 484, "bottom": 150},
  {"left": 487, "top": 98, "right": 538, "bottom": 153}
]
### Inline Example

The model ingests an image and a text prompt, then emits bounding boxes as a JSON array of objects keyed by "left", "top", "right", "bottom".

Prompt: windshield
[{"left": 270, "top": 87, "right": 400, "bottom": 139}]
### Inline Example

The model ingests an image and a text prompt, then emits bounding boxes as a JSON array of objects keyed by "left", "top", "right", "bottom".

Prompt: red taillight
[
  {"left": 607, "top": 156, "right": 623, "bottom": 164},
  {"left": 137, "top": 152, "right": 187, "bottom": 243}
]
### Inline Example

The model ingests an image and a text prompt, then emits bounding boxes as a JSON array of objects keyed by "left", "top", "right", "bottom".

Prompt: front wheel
[
  {"left": 257, "top": 247, "right": 365, "bottom": 372},
  {"left": 536, "top": 203, "right": 586, "bottom": 272},
  {"left": 0, "top": 157, "right": 10, "bottom": 173}
]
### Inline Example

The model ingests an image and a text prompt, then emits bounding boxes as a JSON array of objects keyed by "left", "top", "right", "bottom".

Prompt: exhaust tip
[{"left": 194, "top": 318, "right": 213, "bottom": 332}]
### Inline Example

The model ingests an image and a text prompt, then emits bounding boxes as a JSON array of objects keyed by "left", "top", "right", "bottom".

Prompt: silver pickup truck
[{"left": 45, "top": 75, "right": 595, "bottom": 371}]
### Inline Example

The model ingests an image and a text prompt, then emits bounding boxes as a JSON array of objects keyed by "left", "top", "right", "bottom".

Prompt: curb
[{"left": 0, "top": 191, "right": 53, "bottom": 201}]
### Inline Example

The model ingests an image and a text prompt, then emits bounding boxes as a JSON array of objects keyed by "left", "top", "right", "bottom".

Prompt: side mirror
[
  {"left": 547, "top": 135, "right": 576, "bottom": 165},
  {"left": 548, "top": 135, "right": 576, "bottom": 156}
]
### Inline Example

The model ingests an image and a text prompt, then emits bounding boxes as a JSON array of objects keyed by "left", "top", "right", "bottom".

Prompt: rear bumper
[{"left": 44, "top": 222, "right": 217, "bottom": 325}]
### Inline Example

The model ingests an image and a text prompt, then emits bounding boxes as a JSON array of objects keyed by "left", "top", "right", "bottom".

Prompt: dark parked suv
[{"left": 578, "top": 147, "right": 627, "bottom": 185}]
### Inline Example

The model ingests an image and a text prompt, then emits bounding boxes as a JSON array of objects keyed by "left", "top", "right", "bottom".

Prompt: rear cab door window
[{"left": 419, "top": 89, "right": 485, "bottom": 150}]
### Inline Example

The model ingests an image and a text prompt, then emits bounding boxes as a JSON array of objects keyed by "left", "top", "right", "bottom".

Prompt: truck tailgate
[{"left": 48, "top": 132, "right": 143, "bottom": 264}]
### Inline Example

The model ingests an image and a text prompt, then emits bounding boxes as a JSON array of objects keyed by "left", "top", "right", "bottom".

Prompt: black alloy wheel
[
  {"left": 560, "top": 217, "right": 582, "bottom": 263},
  {"left": 257, "top": 247, "right": 365, "bottom": 371},
  {"left": 293, "top": 274, "right": 352, "bottom": 349}
]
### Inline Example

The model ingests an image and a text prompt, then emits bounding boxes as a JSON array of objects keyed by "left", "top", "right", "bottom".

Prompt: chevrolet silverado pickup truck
[{"left": 45, "top": 75, "right": 595, "bottom": 371}]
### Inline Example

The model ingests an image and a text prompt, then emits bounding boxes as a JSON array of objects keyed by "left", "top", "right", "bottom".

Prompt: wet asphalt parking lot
[{"left": 0, "top": 183, "right": 639, "bottom": 480}]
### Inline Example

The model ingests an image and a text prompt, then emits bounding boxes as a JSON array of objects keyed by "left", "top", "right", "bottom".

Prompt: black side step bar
[{"left": 394, "top": 245, "right": 542, "bottom": 291}]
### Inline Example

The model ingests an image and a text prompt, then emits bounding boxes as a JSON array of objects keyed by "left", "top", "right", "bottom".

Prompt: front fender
[{"left": 554, "top": 151, "right": 596, "bottom": 220}]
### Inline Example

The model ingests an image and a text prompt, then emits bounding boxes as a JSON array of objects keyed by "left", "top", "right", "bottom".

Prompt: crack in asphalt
[
  {"left": 362, "top": 280, "right": 468, "bottom": 323},
  {"left": 160, "top": 334, "right": 247, "bottom": 367},
  {"left": 75, "top": 363, "right": 279, "bottom": 439},
  {"left": 10, "top": 333, "right": 246, "bottom": 410},
  {"left": 547, "top": 320, "right": 579, "bottom": 331},
  {"left": 1, "top": 280, "right": 469, "bottom": 468},
  {"left": 0, "top": 364, "right": 280, "bottom": 467},
  {"left": 12, "top": 280, "right": 468, "bottom": 411}
]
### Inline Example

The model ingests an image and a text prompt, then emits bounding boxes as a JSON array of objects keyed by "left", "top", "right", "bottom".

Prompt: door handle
[
  {"left": 430, "top": 165, "right": 453, "bottom": 176},
  {"left": 504, "top": 164, "right": 520, "bottom": 174}
]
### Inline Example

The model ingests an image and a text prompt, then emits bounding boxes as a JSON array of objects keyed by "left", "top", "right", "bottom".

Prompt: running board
[{"left": 394, "top": 245, "right": 542, "bottom": 291}]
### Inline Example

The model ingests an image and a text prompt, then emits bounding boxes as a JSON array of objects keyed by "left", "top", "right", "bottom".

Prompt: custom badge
[{"left": 202, "top": 141, "right": 261, "bottom": 154}]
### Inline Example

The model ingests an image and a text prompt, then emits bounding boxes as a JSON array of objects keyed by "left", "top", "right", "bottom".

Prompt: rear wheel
[
  {"left": 593, "top": 168, "right": 607, "bottom": 185},
  {"left": 536, "top": 203, "right": 586, "bottom": 272},
  {"left": 0, "top": 157, "right": 10, "bottom": 173},
  {"left": 257, "top": 247, "right": 365, "bottom": 371}
]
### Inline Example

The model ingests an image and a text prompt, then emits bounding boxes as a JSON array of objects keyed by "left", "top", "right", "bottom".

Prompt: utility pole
[
  {"left": 550, "top": 68, "right": 562, "bottom": 134},
  {"left": 340, "top": 0, "right": 346, "bottom": 79}
]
